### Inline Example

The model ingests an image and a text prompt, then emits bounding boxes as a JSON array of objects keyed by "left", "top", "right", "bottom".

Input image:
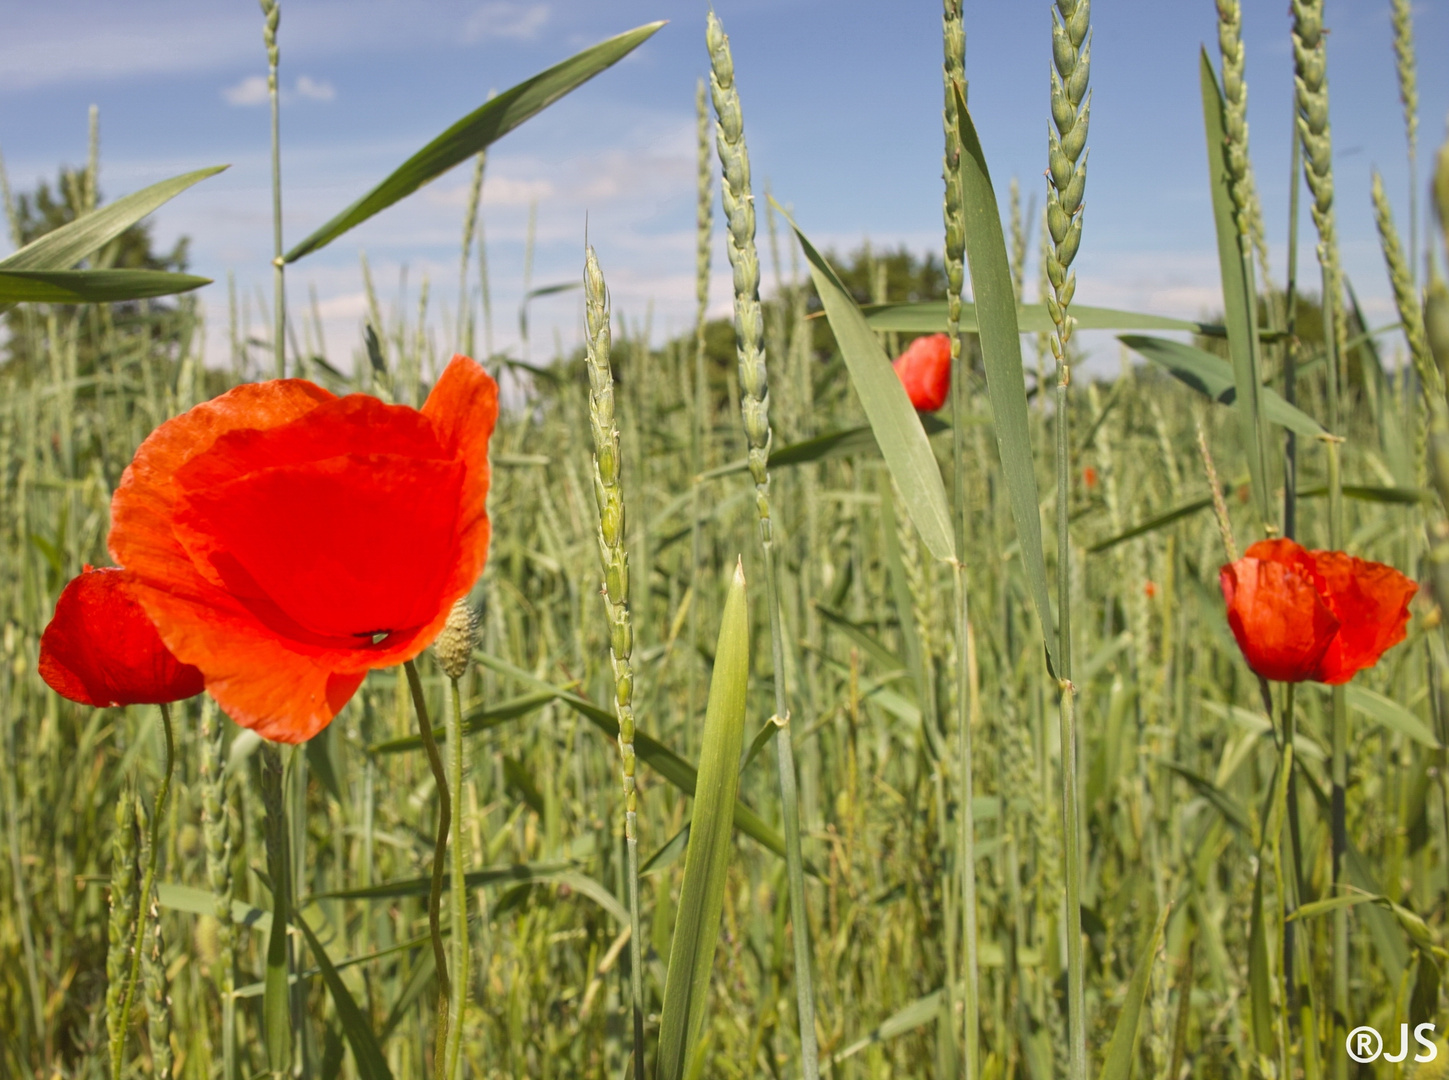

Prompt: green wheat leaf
[
  {"left": 955, "top": 91, "right": 1059, "bottom": 675},
  {"left": 656, "top": 562, "right": 750, "bottom": 1080},
  {"left": 776, "top": 201, "right": 956, "bottom": 564},
  {"left": 285, "top": 23, "right": 663, "bottom": 261}
]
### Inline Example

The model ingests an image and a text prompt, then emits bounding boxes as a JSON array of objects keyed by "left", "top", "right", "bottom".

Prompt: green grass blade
[
  {"left": 0, "top": 269, "right": 211, "bottom": 304},
  {"left": 775, "top": 202, "right": 955, "bottom": 563},
  {"left": 1247, "top": 867, "right": 1274, "bottom": 1055},
  {"left": 368, "top": 690, "right": 557, "bottom": 754},
  {"left": 1288, "top": 893, "right": 1386, "bottom": 921},
  {"left": 863, "top": 300, "right": 1202, "bottom": 335},
  {"left": 295, "top": 910, "right": 394, "bottom": 1080},
  {"left": 955, "top": 94, "right": 1058, "bottom": 674},
  {"left": 700, "top": 415, "right": 953, "bottom": 480},
  {"left": 1159, "top": 761, "right": 1250, "bottom": 835},
  {"left": 1087, "top": 496, "right": 1215, "bottom": 554},
  {"left": 656, "top": 562, "right": 750, "bottom": 1080},
  {"left": 825, "top": 988, "right": 946, "bottom": 1071},
  {"left": 0, "top": 165, "right": 226, "bottom": 271},
  {"left": 1121, "top": 334, "right": 1325, "bottom": 437},
  {"left": 284, "top": 23, "right": 663, "bottom": 262},
  {"left": 1200, "top": 49, "right": 1270, "bottom": 526},
  {"left": 1345, "top": 685, "right": 1441, "bottom": 748},
  {"left": 473, "top": 650, "right": 789, "bottom": 859},
  {"left": 307, "top": 861, "right": 577, "bottom": 901},
  {"left": 1095, "top": 905, "right": 1169, "bottom": 1080},
  {"left": 156, "top": 882, "right": 272, "bottom": 933}
]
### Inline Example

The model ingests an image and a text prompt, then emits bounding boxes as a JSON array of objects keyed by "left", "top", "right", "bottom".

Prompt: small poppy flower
[
  {"left": 1083, "top": 466, "right": 1099, "bottom": 490},
  {"left": 1219, "top": 538, "right": 1417, "bottom": 684},
  {"left": 39, "top": 566, "right": 204, "bottom": 707},
  {"left": 107, "top": 354, "right": 498, "bottom": 743},
  {"left": 892, "top": 333, "right": 951, "bottom": 411},
  {"left": 1144, "top": 580, "right": 1157, "bottom": 599}
]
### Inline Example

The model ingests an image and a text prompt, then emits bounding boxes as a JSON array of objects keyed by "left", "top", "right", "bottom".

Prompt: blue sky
[{"left": 2, "top": 1, "right": 1445, "bottom": 373}]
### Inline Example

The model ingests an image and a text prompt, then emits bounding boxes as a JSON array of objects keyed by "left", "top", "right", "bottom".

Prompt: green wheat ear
[
  {"left": 1045, "top": 0, "right": 1090, "bottom": 358},
  {"left": 106, "top": 784, "right": 139, "bottom": 1074},
  {"left": 1215, "top": 0, "right": 1269, "bottom": 284},
  {"left": 1372, "top": 171, "right": 1439, "bottom": 398}
]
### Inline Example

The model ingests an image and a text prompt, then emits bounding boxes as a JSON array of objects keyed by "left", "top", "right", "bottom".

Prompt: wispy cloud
[
  {"left": 462, "top": 2, "right": 549, "bottom": 43},
  {"left": 223, "top": 74, "right": 336, "bottom": 106}
]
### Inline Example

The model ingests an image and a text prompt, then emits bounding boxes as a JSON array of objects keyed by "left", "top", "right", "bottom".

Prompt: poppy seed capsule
[{"left": 433, "top": 599, "right": 475, "bottom": 681}]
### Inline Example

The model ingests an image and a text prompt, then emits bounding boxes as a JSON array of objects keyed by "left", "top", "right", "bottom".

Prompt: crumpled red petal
[
  {"left": 1308, "top": 549, "right": 1417, "bottom": 684},
  {"left": 1220, "top": 553, "right": 1339, "bottom": 683},
  {"left": 39, "top": 567, "right": 204, "bottom": 707}
]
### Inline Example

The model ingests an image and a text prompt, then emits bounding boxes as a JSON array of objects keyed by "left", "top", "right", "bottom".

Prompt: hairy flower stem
[
  {"left": 260, "top": 0, "right": 285, "bottom": 379},
  {"left": 443, "top": 677, "right": 469, "bottom": 1079},
  {"left": 941, "top": 1, "right": 978, "bottom": 1075},
  {"left": 583, "top": 246, "right": 646, "bottom": 1080},
  {"left": 257, "top": 744, "right": 291, "bottom": 1077},
  {"left": 405, "top": 658, "right": 453, "bottom": 1070},
  {"left": 707, "top": 14, "right": 819, "bottom": 1077},
  {"left": 112, "top": 702, "right": 175, "bottom": 1080}
]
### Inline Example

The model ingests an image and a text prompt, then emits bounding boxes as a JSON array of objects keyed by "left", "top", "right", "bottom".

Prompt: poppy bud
[{"left": 433, "top": 599, "right": 476, "bottom": 681}]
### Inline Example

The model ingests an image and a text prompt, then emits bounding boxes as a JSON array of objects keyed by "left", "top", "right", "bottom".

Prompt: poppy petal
[
  {"left": 39, "top": 567, "right": 204, "bottom": 707},
  {"left": 177, "top": 454, "right": 465, "bottom": 640},
  {"left": 422, "top": 355, "right": 499, "bottom": 608},
  {"left": 1308, "top": 550, "right": 1418, "bottom": 684},
  {"left": 891, "top": 333, "right": 952, "bottom": 412},
  {"left": 1220, "top": 554, "right": 1339, "bottom": 682}
]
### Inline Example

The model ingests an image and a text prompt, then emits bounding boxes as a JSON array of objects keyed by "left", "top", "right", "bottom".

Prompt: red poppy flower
[
  {"left": 1219, "top": 538, "right": 1417, "bottom": 684},
  {"left": 108, "top": 354, "right": 498, "bottom": 743},
  {"left": 1083, "top": 466, "right": 1099, "bottom": 490},
  {"left": 39, "top": 566, "right": 205, "bottom": 707},
  {"left": 892, "top": 333, "right": 951, "bottom": 411}
]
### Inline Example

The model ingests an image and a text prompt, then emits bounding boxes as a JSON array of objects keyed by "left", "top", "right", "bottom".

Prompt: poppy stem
[
  {"left": 443, "top": 676, "right": 469, "bottom": 1080},
  {"left": 113, "top": 701, "right": 175, "bottom": 1080},
  {"left": 405, "top": 658, "right": 453, "bottom": 1065}
]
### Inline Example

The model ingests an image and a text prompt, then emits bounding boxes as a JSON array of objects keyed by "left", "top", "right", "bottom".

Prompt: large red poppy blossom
[
  {"left": 39, "top": 566, "right": 205, "bottom": 707},
  {"left": 108, "top": 354, "right": 498, "bottom": 742},
  {"left": 892, "top": 333, "right": 952, "bottom": 412},
  {"left": 1219, "top": 538, "right": 1417, "bottom": 684}
]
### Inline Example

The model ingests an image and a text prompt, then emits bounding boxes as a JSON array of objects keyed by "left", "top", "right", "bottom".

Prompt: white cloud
[
  {"left": 463, "top": 2, "right": 549, "bottom": 43},
  {"left": 296, "top": 75, "right": 336, "bottom": 102},
  {"left": 222, "top": 74, "right": 269, "bottom": 106},
  {"left": 223, "top": 74, "right": 335, "bottom": 106}
]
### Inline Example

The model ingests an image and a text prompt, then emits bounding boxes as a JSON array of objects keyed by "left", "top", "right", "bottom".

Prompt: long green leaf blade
[
  {"left": 1200, "top": 49, "right": 1270, "bottom": 526},
  {"left": 657, "top": 562, "right": 750, "bottom": 1080},
  {"left": 285, "top": 23, "right": 664, "bottom": 262},
  {"left": 1345, "top": 684, "right": 1441, "bottom": 749},
  {"left": 0, "top": 165, "right": 227, "bottom": 272},
  {"left": 955, "top": 95, "right": 1059, "bottom": 674},
  {"left": 472, "top": 650, "right": 788, "bottom": 858},
  {"left": 0, "top": 268, "right": 211, "bottom": 304},
  {"left": 1121, "top": 334, "right": 1325, "bottom": 437},
  {"left": 295, "top": 911, "right": 394, "bottom": 1080},
  {"left": 776, "top": 203, "right": 956, "bottom": 563},
  {"left": 863, "top": 300, "right": 1203, "bottom": 335},
  {"left": 1096, "top": 905, "right": 1169, "bottom": 1080}
]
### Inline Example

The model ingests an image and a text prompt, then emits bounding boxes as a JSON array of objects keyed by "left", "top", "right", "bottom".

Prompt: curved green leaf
[
  {"left": 295, "top": 910, "right": 394, "bottom": 1080},
  {"left": 1121, "top": 334, "right": 1325, "bottom": 437},
  {"left": 1097, "top": 904, "right": 1169, "bottom": 1080},
  {"left": 1345, "top": 684, "right": 1441, "bottom": 749},
  {"left": 472, "top": 650, "right": 788, "bottom": 859},
  {"left": 776, "top": 203, "right": 955, "bottom": 563},
  {"left": 0, "top": 165, "right": 227, "bottom": 271},
  {"left": 863, "top": 300, "right": 1201, "bottom": 336},
  {"left": 955, "top": 93, "right": 1058, "bottom": 674},
  {"left": 657, "top": 562, "right": 750, "bottom": 1080},
  {"left": 285, "top": 23, "right": 664, "bottom": 261},
  {"left": 1201, "top": 48, "right": 1271, "bottom": 526},
  {"left": 0, "top": 269, "right": 211, "bottom": 304}
]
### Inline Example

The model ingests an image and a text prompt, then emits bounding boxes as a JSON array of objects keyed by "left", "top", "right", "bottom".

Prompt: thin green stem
[
  {"left": 953, "top": 561, "right": 978, "bottom": 1080},
  {"left": 113, "top": 702, "right": 175, "bottom": 1080},
  {"left": 1283, "top": 97, "right": 1302, "bottom": 539},
  {"left": 1327, "top": 437, "right": 1348, "bottom": 1080},
  {"left": 263, "top": 0, "right": 284, "bottom": 379},
  {"left": 405, "top": 658, "right": 453, "bottom": 1065},
  {"left": 762, "top": 537, "right": 820, "bottom": 1080},
  {"left": 443, "top": 677, "right": 469, "bottom": 1079}
]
